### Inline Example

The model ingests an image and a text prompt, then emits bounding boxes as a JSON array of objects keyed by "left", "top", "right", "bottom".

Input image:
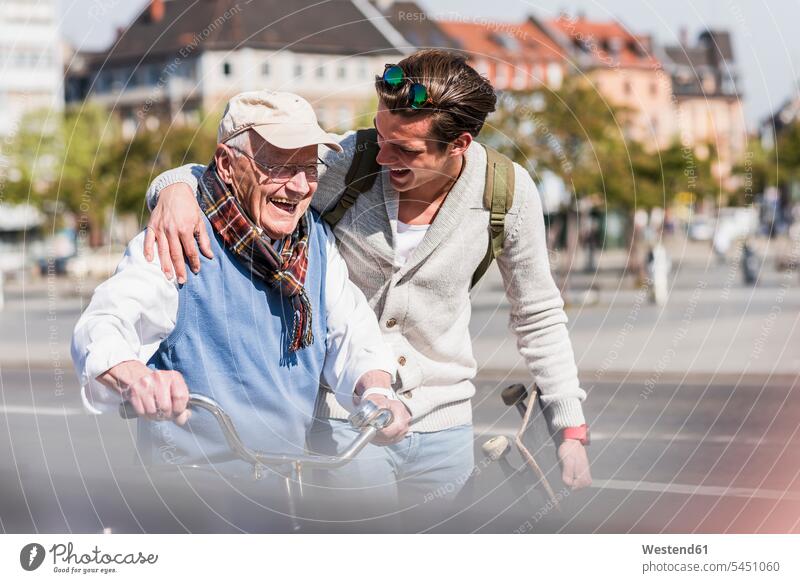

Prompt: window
[
  {"left": 623, "top": 80, "right": 632, "bottom": 95},
  {"left": 147, "top": 64, "right": 162, "bottom": 86},
  {"left": 316, "top": 62, "right": 326, "bottom": 79},
  {"left": 495, "top": 64, "right": 508, "bottom": 88},
  {"left": 513, "top": 64, "right": 526, "bottom": 89},
  {"left": 337, "top": 65, "right": 347, "bottom": 80},
  {"left": 222, "top": 61, "right": 232, "bottom": 76},
  {"left": 111, "top": 68, "right": 128, "bottom": 91},
  {"left": 176, "top": 60, "right": 196, "bottom": 80},
  {"left": 546, "top": 63, "right": 563, "bottom": 89},
  {"left": 94, "top": 71, "right": 110, "bottom": 93},
  {"left": 532, "top": 63, "right": 544, "bottom": 84},
  {"left": 294, "top": 63, "right": 304, "bottom": 78},
  {"left": 262, "top": 62, "right": 270, "bottom": 77}
]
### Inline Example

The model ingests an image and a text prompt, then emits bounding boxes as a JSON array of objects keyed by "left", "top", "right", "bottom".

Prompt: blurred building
[
  {"left": 0, "top": 0, "right": 63, "bottom": 142},
  {"left": 759, "top": 92, "right": 800, "bottom": 150},
  {"left": 434, "top": 16, "right": 567, "bottom": 91},
  {"left": 65, "top": 0, "right": 407, "bottom": 137},
  {"left": 663, "top": 29, "right": 747, "bottom": 188},
  {"left": 374, "top": 1, "right": 568, "bottom": 90},
  {"left": 373, "top": 1, "right": 454, "bottom": 50},
  {"left": 61, "top": 0, "right": 749, "bottom": 188},
  {"left": 548, "top": 14, "right": 675, "bottom": 151}
]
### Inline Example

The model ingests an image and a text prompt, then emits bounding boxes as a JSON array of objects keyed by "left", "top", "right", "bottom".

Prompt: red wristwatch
[{"left": 561, "top": 424, "right": 590, "bottom": 445}]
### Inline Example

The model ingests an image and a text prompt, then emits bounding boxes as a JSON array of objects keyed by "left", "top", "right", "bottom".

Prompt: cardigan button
[
  {"left": 386, "top": 318, "right": 397, "bottom": 328},
  {"left": 398, "top": 356, "right": 407, "bottom": 366}
]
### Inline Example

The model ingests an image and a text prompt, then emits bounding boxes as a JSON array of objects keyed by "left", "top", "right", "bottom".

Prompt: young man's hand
[
  {"left": 557, "top": 440, "right": 592, "bottom": 489},
  {"left": 143, "top": 183, "right": 212, "bottom": 284},
  {"left": 98, "top": 360, "right": 191, "bottom": 426}
]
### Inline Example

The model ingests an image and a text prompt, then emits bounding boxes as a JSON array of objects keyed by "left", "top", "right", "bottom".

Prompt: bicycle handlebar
[{"left": 119, "top": 393, "right": 394, "bottom": 470}]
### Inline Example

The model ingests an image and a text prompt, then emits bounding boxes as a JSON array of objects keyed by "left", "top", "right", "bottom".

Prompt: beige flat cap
[{"left": 217, "top": 91, "right": 343, "bottom": 152}]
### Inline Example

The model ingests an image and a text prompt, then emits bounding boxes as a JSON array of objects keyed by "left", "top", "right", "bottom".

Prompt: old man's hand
[{"left": 99, "top": 360, "right": 192, "bottom": 426}]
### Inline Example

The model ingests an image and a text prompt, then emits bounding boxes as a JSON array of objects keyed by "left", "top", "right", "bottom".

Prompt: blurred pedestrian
[
  {"left": 647, "top": 243, "right": 671, "bottom": 305},
  {"left": 741, "top": 239, "right": 759, "bottom": 285}
]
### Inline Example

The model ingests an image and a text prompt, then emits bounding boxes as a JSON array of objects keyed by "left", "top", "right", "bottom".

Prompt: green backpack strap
[
  {"left": 470, "top": 145, "right": 515, "bottom": 289},
  {"left": 321, "top": 128, "right": 381, "bottom": 228}
]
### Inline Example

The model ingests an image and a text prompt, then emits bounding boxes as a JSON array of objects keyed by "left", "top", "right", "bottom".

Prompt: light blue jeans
[{"left": 306, "top": 419, "right": 475, "bottom": 530}]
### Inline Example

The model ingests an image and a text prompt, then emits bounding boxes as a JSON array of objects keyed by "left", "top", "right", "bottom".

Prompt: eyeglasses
[
  {"left": 381, "top": 64, "right": 432, "bottom": 109},
  {"left": 229, "top": 147, "right": 328, "bottom": 184}
]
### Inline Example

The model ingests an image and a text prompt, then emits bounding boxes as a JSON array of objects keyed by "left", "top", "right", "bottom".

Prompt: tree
[
  {"left": 776, "top": 121, "right": 800, "bottom": 181},
  {"left": 3, "top": 105, "right": 118, "bottom": 245},
  {"left": 484, "top": 77, "right": 718, "bottom": 288},
  {"left": 103, "top": 115, "right": 217, "bottom": 224},
  {"left": 483, "top": 77, "right": 637, "bottom": 291},
  {"left": 4, "top": 105, "right": 218, "bottom": 246}
]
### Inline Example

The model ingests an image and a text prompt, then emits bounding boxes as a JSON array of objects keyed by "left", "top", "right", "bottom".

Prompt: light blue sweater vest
[{"left": 139, "top": 210, "right": 328, "bottom": 475}]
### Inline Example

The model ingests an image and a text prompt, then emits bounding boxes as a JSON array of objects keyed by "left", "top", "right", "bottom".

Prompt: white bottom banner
[{"left": 1, "top": 534, "right": 799, "bottom": 582}]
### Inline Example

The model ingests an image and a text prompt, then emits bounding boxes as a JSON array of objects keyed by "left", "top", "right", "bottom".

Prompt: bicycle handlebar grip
[
  {"left": 501, "top": 383, "right": 528, "bottom": 407},
  {"left": 482, "top": 435, "right": 511, "bottom": 461},
  {"left": 118, "top": 400, "right": 139, "bottom": 419}
]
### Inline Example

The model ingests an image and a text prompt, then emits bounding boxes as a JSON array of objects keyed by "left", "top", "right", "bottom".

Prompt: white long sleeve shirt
[{"left": 71, "top": 222, "right": 396, "bottom": 415}]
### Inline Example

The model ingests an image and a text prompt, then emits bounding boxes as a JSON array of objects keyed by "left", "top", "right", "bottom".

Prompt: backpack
[{"left": 321, "top": 128, "right": 515, "bottom": 288}]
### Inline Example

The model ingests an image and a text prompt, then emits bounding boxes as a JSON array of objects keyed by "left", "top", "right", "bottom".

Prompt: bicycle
[{"left": 118, "top": 393, "right": 393, "bottom": 532}]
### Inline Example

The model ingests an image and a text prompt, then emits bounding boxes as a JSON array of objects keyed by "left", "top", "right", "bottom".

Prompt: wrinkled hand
[
  {"left": 557, "top": 440, "right": 592, "bottom": 490},
  {"left": 99, "top": 360, "right": 191, "bottom": 426},
  {"left": 361, "top": 394, "right": 411, "bottom": 446},
  {"left": 143, "top": 183, "right": 212, "bottom": 284}
]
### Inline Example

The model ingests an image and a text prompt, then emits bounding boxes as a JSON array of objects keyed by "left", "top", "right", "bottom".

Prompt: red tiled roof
[
  {"left": 548, "top": 16, "right": 659, "bottom": 69},
  {"left": 436, "top": 19, "right": 566, "bottom": 63}
]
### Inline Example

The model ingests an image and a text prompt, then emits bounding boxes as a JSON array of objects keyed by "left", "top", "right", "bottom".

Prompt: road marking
[
  {"left": 0, "top": 405, "right": 86, "bottom": 416},
  {"left": 473, "top": 424, "right": 784, "bottom": 446},
  {"left": 593, "top": 479, "right": 800, "bottom": 501}
]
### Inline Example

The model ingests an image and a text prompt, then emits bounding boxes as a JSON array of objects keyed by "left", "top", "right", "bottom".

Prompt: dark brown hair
[{"left": 375, "top": 49, "right": 497, "bottom": 149}]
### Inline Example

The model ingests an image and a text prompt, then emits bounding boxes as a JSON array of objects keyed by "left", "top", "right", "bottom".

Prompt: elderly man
[{"left": 71, "top": 92, "right": 407, "bottom": 494}]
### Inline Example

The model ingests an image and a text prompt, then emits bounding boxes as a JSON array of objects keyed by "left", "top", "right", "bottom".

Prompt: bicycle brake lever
[
  {"left": 348, "top": 400, "right": 394, "bottom": 430},
  {"left": 371, "top": 408, "right": 393, "bottom": 430},
  {"left": 119, "top": 400, "right": 139, "bottom": 419}
]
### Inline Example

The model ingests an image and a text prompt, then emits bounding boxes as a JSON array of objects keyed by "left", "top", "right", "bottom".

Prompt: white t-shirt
[{"left": 395, "top": 220, "right": 430, "bottom": 266}]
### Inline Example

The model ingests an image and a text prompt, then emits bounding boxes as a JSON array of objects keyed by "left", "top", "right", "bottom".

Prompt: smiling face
[
  {"left": 374, "top": 99, "right": 471, "bottom": 195},
  {"left": 216, "top": 130, "right": 318, "bottom": 240}
]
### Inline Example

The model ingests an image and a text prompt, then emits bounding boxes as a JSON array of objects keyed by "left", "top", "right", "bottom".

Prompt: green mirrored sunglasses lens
[
  {"left": 410, "top": 83, "right": 428, "bottom": 108},
  {"left": 383, "top": 65, "right": 404, "bottom": 86}
]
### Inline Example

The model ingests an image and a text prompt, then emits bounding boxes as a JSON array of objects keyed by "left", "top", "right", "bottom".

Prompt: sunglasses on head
[{"left": 381, "top": 64, "right": 432, "bottom": 110}]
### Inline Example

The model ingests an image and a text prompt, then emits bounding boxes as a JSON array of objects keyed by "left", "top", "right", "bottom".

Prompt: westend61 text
[{"left": 642, "top": 544, "right": 708, "bottom": 555}]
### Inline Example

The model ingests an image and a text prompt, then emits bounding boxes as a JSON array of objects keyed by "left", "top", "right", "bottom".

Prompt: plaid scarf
[{"left": 197, "top": 161, "right": 314, "bottom": 352}]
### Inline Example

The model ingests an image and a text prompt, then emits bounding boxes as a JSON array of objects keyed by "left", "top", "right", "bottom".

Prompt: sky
[{"left": 58, "top": 0, "right": 800, "bottom": 130}]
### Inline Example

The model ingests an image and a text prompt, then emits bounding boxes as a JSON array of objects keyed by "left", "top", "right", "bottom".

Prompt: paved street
[{"left": 1, "top": 234, "right": 798, "bottom": 532}]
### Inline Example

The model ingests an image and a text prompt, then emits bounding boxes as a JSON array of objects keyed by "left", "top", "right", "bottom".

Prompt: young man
[
  {"left": 142, "top": 50, "right": 591, "bottom": 522},
  {"left": 71, "top": 91, "right": 402, "bottom": 494}
]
